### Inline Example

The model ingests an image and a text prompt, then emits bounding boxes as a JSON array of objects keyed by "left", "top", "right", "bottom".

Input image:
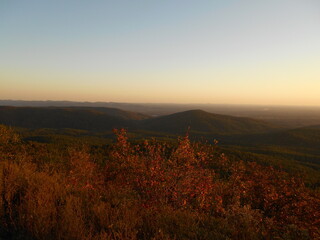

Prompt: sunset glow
[{"left": 1, "top": 0, "right": 320, "bottom": 105}]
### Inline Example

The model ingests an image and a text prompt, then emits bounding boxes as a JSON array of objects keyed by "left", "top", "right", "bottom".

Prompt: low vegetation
[{"left": 0, "top": 125, "right": 319, "bottom": 239}]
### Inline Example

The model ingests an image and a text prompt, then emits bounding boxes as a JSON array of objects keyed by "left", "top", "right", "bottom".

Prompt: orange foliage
[{"left": 0, "top": 126, "right": 319, "bottom": 239}]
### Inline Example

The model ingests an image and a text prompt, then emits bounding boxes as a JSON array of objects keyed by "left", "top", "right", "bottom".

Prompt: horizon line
[{"left": 1, "top": 99, "right": 320, "bottom": 108}]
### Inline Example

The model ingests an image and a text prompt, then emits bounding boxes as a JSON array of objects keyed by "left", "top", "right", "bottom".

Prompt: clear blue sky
[{"left": 1, "top": 0, "right": 320, "bottom": 105}]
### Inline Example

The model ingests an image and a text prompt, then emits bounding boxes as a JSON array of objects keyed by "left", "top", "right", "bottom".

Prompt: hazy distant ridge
[{"left": 2, "top": 100, "right": 320, "bottom": 128}]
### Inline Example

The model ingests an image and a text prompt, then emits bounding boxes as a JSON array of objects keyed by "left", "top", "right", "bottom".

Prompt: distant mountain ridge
[
  {"left": 0, "top": 106, "right": 279, "bottom": 135},
  {"left": 2, "top": 100, "right": 320, "bottom": 128}
]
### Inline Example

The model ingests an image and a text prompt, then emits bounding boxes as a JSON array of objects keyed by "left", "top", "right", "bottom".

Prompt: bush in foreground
[{"left": 0, "top": 126, "right": 319, "bottom": 239}]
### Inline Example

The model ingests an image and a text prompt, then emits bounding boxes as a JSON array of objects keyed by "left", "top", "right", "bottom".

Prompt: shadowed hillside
[
  {"left": 267, "top": 125, "right": 320, "bottom": 148},
  {"left": 141, "top": 110, "right": 280, "bottom": 135},
  {"left": 225, "top": 125, "right": 320, "bottom": 154},
  {"left": 0, "top": 107, "right": 280, "bottom": 135},
  {"left": 3, "top": 100, "right": 320, "bottom": 128},
  {"left": 0, "top": 106, "right": 149, "bottom": 131}
]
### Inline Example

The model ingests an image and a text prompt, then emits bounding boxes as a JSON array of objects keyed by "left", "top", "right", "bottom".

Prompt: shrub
[{"left": 0, "top": 127, "right": 319, "bottom": 239}]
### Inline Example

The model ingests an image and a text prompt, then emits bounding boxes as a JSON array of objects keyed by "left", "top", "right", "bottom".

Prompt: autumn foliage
[{"left": 0, "top": 125, "right": 319, "bottom": 239}]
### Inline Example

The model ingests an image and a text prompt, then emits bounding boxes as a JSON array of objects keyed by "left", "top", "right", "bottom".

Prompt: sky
[{"left": 1, "top": 0, "right": 320, "bottom": 105}]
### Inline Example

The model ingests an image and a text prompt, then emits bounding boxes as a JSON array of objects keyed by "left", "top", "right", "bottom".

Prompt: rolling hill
[
  {"left": 0, "top": 107, "right": 280, "bottom": 135},
  {"left": 3, "top": 100, "right": 320, "bottom": 128},
  {"left": 0, "top": 106, "right": 149, "bottom": 131},
  {"left": 226, "top": 125, "right": 320, "bottom": 150},
  {"left": 1, "top": 106, "right": 320, "bottom": 186},
  {"left": 140, "top": 109, "right": 280, "bottom": 135}
]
